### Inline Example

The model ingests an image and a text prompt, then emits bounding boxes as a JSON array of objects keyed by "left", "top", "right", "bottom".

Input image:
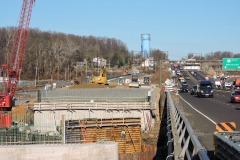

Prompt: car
[
  {"left": 179, "top": 86, "right": 188, "bottom": 93},
  {"left": 230, "top": 90, "right": 240, "bottom": 103},
  {"left": 176, "top": 70, "right": 181, "bottom": 75},
  {"left": 223, "top": 81, "right": 232, "bottom": 90},
  {"left": 190, "top": 85, "right": 197, "bottom": 95},
  {"left": 196, "top": 80, "right": 214, "bottom": 98},
  {"left": 185, "top": 75, "right": 190, "bottom": 80},
  {"left": 181, "top": 81, "right": 188, "bottom": 86}
]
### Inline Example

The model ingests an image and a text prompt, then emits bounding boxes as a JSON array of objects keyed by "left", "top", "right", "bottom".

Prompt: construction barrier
[
  {"left": 216, "top": 122, "right": 236, "bottom": 132},
  {"left": 0, "top": 113, "right": 12, "bottom": 128}
]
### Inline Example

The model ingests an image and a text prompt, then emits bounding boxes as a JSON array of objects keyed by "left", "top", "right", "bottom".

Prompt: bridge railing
[
  {"left": 166, "top": 91, "right": 210, "bottom": 160},
  {"left": 214, "top": 131, "right": 240, "bottom": 159}
]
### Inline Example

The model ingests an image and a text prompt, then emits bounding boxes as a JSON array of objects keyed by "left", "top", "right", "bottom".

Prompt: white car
[
  {"left": 224, "top": 82, "right": 232, "bottom": 89},
  {"left": 181, "top": 81, "right": 188, "bottom": 86}
]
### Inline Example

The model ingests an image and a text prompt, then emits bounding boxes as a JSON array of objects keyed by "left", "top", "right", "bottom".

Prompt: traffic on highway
[{"left": 167, "top": 64, "right": 240, "bottom": 159}]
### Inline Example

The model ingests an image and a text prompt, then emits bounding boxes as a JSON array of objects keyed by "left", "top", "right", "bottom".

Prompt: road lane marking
[{"left": 179, "top": 95, "right": 217, "bottom": 125}]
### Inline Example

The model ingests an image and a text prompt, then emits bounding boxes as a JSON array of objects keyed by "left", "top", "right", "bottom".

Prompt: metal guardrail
[
  {"left": 214, "top": 132, "right": 240, "bottom": 160},
  {"left": 41, "top": 96, "right": 148, "bottom": 103},
  {"left": 166, "top": 91, "right": 210, "bottom": 160},
  {"left": 32, "top": 102, "right": 151, "bottom": 111},
  {"left": 166, "top": 101, "right": 174, "bottom": 160}
]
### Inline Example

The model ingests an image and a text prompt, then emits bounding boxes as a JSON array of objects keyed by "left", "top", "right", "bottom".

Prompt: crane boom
[
  {"left": 10, "top": 0, "right": 35, "bottom": 99},
  {"left": 0, "top": 0, "right": 35, "bottom": 110}
]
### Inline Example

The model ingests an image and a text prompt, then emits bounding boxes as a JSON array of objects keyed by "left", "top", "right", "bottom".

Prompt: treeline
[
  {"left": 2, "top": 25, "right": 238, "bottom": 80},
  {"left": 205, "top": 51, "right": 240, "bottom": 60},
  {"left": 0, "top": 27, "right": 130, "bottom": 79},
  {"left": 187, "top": 51, "right": 240, "bottom": 60}
]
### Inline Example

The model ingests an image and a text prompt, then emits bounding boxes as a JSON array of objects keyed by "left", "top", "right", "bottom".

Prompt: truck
[
  {"left": 215, "top": 81, "right": 221, "bottom": 89},
  {"left": 232, "top": 78, "right": 240, "bottom": 89},
  {"left": 143, "top": 76, "right": 150, "bottom": 85},
  {"left": 129, "top": 74, "right": 140, "bottom": 88}
]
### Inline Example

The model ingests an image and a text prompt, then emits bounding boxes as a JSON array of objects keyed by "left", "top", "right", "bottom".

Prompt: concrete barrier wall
[{"left": 0, "top": 141, "right": 118, "bottom": 160}]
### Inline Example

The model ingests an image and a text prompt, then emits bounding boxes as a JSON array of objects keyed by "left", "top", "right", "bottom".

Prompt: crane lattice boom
[{"left": 0, "top": 0, "right": 35, "bottom": 110}]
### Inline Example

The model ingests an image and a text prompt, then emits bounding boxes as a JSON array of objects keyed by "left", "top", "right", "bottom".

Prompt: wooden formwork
[{"left": 65, "top": 118, "right": 142, "bottom": 154}]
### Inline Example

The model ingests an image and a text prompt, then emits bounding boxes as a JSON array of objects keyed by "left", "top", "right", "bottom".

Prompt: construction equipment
[
  {"left": 143, "top": 76, "right": 150, "bottom": 85},
  {"left": 92, "top": 66, "right": 108, "bottom": 85},
  {"left": 121, "top": 69, "right": 129, "bottom": 75},
  {"left": 0, "top": 0, "right": 35, "bottom": 128},
  {"left": 73, "top": 77, "right": 81, "bottom": 85},
  {"left": 129, "top": 74, "right": 140, "bottom": 88},
  {"left": 118, "top": 77, "right": 125, "bottom": 85}
]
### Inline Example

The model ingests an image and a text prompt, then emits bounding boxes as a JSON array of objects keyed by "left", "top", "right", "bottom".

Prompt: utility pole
[
  {"left": 35, "top": 61, "right": 38, "bottom": 87},
  {"left": 57, "top": 66, "right": 59, "bottom": 81},
  {"left": 68, "top": 65, "right": 70, "bottom": 81},
  {"left": 86, "top": 61, "right": 88, "bottom": 83},
  {"left": 65, "top": 68, "right": 67, "bottom": 81},
  {"left": 75, "top": 66, "right": 77, "bottom": 78},
  {"left": 159, "top": 60, "right": 162, "bottom": 88}
]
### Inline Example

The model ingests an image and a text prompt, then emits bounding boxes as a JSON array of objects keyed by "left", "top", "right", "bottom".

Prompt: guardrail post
[{"left": 179, "top": 135, "right": 191, "bottom": 159}]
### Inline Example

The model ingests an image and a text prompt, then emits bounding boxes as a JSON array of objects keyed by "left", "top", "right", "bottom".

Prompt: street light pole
[{"left": 200, "top": 53, "right": 203, "bottom": 71}]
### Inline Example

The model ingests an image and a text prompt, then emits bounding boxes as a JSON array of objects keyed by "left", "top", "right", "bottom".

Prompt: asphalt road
[{"left": 175, "top": 70, "right": 240, "bottom": 159}]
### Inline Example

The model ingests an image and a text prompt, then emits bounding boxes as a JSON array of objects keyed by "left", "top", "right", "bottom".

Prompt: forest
[
  {"left": 0, "top": 27, "right": 131, "bottom": 80},
  {"left": 0, "top": 27, "right": 168, "bottom": 81}
]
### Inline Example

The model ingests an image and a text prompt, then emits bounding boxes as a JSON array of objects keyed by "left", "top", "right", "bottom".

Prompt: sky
[{"left": 1, "top": 0, "right": 240, "bottom": 60}]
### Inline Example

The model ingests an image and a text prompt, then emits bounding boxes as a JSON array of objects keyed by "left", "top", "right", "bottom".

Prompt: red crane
[{"left": 0, "top": 0, "right": 35, "bottom": 127}]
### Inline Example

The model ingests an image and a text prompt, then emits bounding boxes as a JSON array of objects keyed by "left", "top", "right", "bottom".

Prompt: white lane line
[{"left": 179, "top": 95, "right": 217, "bottom": 125}]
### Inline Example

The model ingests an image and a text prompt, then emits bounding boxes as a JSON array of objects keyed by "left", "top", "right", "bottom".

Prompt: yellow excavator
[{"left": 92, "top": 66, "right": 108, "bottom": 85}]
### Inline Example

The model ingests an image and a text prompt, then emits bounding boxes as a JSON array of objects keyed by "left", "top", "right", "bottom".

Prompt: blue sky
[{"left": 1, "top": 0, "right": 240, "bottom": 60}]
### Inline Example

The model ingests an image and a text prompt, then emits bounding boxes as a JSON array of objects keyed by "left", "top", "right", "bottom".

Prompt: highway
[{"left": 175, "top": 70, "right": 240, "bottom": 158}]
